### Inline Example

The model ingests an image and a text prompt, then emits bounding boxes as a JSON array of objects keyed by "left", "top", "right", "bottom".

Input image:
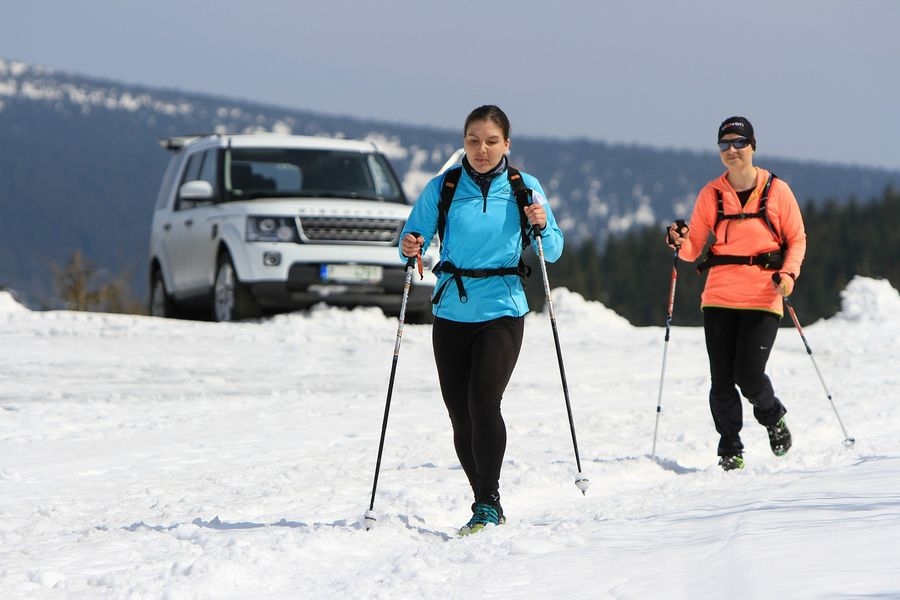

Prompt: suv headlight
[{"left": 246, "top": 217, "right": 300, "bottom": 243}]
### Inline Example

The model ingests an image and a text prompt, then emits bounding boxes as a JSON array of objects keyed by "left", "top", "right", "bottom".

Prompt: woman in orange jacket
[{"left": 666, "top": 116, "right": 807, "bottom": 471}]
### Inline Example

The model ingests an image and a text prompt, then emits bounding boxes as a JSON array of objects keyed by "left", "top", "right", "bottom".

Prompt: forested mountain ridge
[{"left": 1, "top": 58, "right": 898, "bottom": 310}]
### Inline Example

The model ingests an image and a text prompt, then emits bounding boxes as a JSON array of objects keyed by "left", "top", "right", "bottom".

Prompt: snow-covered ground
[{"left": 1, "top": 276, "right": 898, "bottom": 599}]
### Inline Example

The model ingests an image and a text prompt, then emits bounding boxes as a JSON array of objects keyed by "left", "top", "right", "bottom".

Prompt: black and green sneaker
[
  {"left": 458, "top": 502, "right": 504, "bottom": 536},
  {"left": 766, "top": 417, "right": 792, "bottom": 456},
  {"left": 718, "top": 455, "right": 745, "bottom": 471}
]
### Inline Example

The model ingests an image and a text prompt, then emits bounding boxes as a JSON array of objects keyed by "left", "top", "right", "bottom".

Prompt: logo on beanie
[{"left": 717, "top": 116, "right": 756, "bottom": 148}]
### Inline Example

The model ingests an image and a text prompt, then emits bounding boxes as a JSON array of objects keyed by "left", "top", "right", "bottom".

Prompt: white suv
[{"left": 148, "top": 133, "right": 437, "bottom": 321}]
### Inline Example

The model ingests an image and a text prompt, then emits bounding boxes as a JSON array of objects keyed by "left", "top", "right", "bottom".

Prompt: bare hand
[
  {"left": 773, "top": 272, "right": 795, "bottom": 297},
  {"left": 523, "top": 204, "right": 547, "bottom": 229},
  {"left": 666, "top": 220, "right": 689, "bottom": 248},
  {"left": 401, "top": 233, "right": 424, "bottom": 258}
]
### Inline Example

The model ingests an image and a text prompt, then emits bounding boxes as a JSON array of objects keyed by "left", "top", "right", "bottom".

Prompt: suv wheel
[
  {"left": 213, "top": 253, "right": 259, "bottom": 322},
  {"left": 149, "top": 269, "right": 176, "bottom": 318}
]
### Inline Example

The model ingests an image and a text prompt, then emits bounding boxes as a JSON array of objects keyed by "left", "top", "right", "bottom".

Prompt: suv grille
[{"left": 298, "top": 216, "right": 403, "bottom": 244}]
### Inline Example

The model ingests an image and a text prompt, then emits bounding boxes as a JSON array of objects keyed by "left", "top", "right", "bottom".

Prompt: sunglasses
[{"left": 718, "top": 137, "right": 751, "bottom": 151}]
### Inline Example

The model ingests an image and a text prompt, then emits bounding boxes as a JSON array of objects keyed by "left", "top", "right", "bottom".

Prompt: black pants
[
  {"left": 703, "top": 307, "right": 786, "bottom": 456},
  {"left": 432, "top": 315, "right": 524, "bottom": 504}
]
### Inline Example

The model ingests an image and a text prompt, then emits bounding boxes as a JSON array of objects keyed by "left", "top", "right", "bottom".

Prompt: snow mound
[
  {"left": 0, "top": 291, "right": 28, "bottom": 314},
  {"left": 537, "top": 287, "right": 633, "bottom": 329},
  {"left": 834, "top": 276, "right": 900, "bottom": 322}
]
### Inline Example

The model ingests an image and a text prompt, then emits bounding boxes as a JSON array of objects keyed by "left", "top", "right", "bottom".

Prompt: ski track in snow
[{"left": 1, "top": 278, "right": 899, "bottom": 599}]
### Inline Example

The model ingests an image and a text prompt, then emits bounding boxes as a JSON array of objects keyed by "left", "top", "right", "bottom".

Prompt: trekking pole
[
  {"left": 364, "top": 252, "right": 424, "bottom": 530},
  {"left": 651, "top": 247, "right": 679, "bottom": 460},
  {"left": 527, "top": 203, "right": 589, "bottom": 495},
  {"left": 773, "top": 274, "right": 855, "bottom": 447}
]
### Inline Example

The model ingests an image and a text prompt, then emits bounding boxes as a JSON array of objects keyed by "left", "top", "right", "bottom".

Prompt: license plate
[{"left": 320, "top": 264, "right": 383, "bottom": 284}]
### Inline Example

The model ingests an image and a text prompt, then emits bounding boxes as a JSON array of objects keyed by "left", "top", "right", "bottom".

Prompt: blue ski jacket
[{"left": 400, "top": 165, "right": 564, "bottom": 322}]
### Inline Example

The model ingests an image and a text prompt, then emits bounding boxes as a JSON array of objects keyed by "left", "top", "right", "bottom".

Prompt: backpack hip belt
[
  {"left": 696, "top": 249, "right": 784, "bottom": 272},
  {"left": 431, "top": 261, "right": 531, "bottom": 304}
]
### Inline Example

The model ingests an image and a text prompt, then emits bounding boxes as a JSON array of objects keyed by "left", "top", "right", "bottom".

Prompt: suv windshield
[{"left": 224, "top": 148, "right": 406, "bottom": 204}]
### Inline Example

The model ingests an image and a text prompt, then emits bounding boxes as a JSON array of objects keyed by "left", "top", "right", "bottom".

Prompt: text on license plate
[{"left": 320, "top": 264, "right": 383, "bottom": 283}]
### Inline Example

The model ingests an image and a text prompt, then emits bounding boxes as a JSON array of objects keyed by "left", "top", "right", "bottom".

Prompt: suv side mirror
[{"left": 179, "top": 180, "right": 214, "bottom": 200}]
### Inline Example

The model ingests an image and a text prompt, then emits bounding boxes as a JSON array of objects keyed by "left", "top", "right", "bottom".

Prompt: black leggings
[
  {"left": 703, "top": 307, "right": 786, "bottom": 456},
  {"left": 432, "top": 315, "right": 524, "bottom": 503}
]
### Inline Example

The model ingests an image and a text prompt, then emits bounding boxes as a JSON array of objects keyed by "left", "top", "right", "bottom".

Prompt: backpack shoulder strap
[
  {"left": 714, "top": 188, "right": 725, "bottom": 230},
  {"left": 698, "top": 174, "right": 785, "bottom": 272},
  {"left": 437, "top": 166, "right": 462, "bottom": 247},
  {"left": 507, "top": 166, "right": 533, "bottom": 249},
  {"left": 713, "top": 173, "right": 779, "bottom": 241},
  {"left": 758, "top": 173, "right": 779, "bottom": 241},
  {"left": 436, "top": 164, "right": 533, "bottom": 251}
]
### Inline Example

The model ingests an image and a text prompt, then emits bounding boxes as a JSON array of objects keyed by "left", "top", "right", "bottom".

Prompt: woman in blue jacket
[{"left": 400, "top": 105, "right": 564, "bottom": 535}]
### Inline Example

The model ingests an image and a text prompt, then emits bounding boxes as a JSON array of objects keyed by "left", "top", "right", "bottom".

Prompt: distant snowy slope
[{"left": 3, "top": 56, "right": 899, "bottom": 309}]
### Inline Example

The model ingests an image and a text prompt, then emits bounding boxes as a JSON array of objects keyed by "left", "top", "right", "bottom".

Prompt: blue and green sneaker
[{"left": 458, "top": 502, "right": 505, "bottom": 536}]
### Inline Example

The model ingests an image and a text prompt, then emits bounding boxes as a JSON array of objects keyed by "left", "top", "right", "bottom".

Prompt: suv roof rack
[{"left": 158, "top": 134, "right": 220, "bottom": 152}]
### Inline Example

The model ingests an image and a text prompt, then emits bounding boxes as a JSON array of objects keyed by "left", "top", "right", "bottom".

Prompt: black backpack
[
  {"left": 697, "top": 173, "right": 786, "bottom": 272},
  {"left": 436, "top": 165, "right": 534, "bottom": 250},
  {"left": 430, "top": 164, "right": 534, "bottom": 304}
]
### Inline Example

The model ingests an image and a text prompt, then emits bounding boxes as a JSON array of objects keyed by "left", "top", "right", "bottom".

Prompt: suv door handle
[
  {"left": 184, "top": 219, "right": 194, "bottom": 227},
  {"left": 162, "top": 223, "right": 171, "bottom": 231}
]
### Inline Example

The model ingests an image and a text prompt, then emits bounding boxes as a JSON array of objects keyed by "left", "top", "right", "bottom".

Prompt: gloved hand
[
  {"left": 666, "top": 219, "right": 688, "bottom": 248},
  {"left": 773, "top": 272, "right": 795, "bottom": 297}
]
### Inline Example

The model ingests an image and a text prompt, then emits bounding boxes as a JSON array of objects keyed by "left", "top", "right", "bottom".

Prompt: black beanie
[{"left": 718, "top": 116, "right": 756, "bottom": 150}]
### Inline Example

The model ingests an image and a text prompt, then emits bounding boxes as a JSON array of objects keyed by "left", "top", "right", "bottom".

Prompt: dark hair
[{"left": 464, "top": 105, "right": 510, "bottom": 140}]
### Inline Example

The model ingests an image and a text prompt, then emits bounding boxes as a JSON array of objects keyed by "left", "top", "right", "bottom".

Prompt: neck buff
[{"left": 462, "top": 154, "right": 508, "bottom": 199}]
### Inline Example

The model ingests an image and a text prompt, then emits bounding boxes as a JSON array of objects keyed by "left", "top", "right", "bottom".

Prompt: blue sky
[{"left": 4, "top": 0, "right": 900, "bottom": 171}]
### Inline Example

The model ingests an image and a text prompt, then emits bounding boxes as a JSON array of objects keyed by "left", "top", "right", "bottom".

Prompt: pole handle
[
  {"left": 404, "top": 233, "right": 425, "bottom": 279},
  {"left": 523, "top": 189, "right": 543, "bottom": 239}
]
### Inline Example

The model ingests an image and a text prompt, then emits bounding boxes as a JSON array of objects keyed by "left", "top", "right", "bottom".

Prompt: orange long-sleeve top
[{"left": 678, "top": 168, "right": 807, "bottom": 316}]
